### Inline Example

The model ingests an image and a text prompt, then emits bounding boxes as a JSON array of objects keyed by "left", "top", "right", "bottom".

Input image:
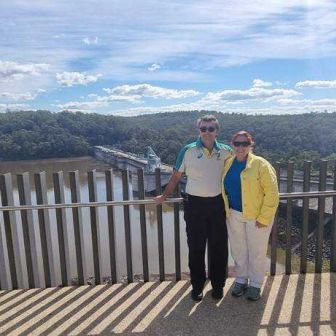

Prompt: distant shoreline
[
  {"left": 0, "top": 155, "right": 93, "bottom": 164},
  {"left": 0, "top": 155, "right": 113, "bottom": 175}
]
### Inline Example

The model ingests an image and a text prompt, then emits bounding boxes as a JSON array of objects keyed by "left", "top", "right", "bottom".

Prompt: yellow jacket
[{"left": 221, "top": 152, "right": 279, "bottom": 226}]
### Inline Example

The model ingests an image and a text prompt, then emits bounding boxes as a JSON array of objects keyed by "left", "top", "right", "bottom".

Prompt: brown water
[{"left": 0, "top": 156, "right": 190, "bottom": 284}]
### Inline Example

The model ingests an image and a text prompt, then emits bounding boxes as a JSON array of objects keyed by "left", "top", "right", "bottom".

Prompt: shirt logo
[{"left": 197, "top": 152, "right": 203, "bottom": 159}]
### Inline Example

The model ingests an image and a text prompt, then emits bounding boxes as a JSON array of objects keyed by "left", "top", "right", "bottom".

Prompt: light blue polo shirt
[{"left": 175, "top": 138, "right": 232, "bottom": 197}]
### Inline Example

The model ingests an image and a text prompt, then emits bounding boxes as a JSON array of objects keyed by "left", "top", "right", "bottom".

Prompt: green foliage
[
  {"left": 0, "top": 110, "right": 335, "bottom": 168},
  {"left": 0, "top": 111, "right": 92, "bottom": 160}
]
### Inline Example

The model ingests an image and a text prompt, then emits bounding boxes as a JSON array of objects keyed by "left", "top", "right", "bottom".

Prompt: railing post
[
  {"left": 155, "top": 168, "right": 165, "bottom": 281},
  {"left": 0, "top": 173, "right": 27, "bottom": 289},
  {"left": 122, "top": 169, "right": 133, "bottom": 283},
  {"left": 270, "top": 162, "right": 280, "bottom": 276},
  {"left": 0, "top": 211, "right": 10, "bottom": 289},
  {"left": 286, "top": 162, "right": 294, "bottom": 275},
  {"left": 53, "top": 171, "right": 72, "bottom": 286},
  {"left": 17, "top": 173, "right": 45, "bottom": 288},
  {"left": 35, "top": 171, "right": 58, "bottom": 286},
  {"left": 88, "top": 170, "right": 102, "bottom": 285},
  {"left": 331, "top": 160, "right": 336, "bottom": 272},
  {"left": 105, "top": 169, "right": 118, "bottom": 284},
  {"left": 300, "top": 161, "right": 311, "bottom": 274},
  {"left": 315, "top": 160, "right": 327, "bottom": 273},
  {"left": 173, "top": 185, "right": 181, "bottom": 281},
  {"left": 69, "top": 171, "right": 87, "bottom": 285},
  {"left": 0, "top": 174, "right": 18, "bottom": 289},
  {"left": 137, "top": 168, "right": 149, "bottom": 282}
]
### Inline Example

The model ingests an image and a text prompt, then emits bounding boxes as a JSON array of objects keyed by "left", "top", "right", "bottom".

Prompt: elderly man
[{"left": 155, "top": 115, "right": 232, "bottom": 301}]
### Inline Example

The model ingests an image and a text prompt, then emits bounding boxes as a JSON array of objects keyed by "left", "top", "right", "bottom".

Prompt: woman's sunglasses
[{"left": 233, "top": 141, "right": 251, "bottom": 147}]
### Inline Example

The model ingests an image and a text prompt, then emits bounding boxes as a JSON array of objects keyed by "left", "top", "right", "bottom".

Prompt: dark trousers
[{"left": 184, "top": 194, "right": 228, "bottom": 292}]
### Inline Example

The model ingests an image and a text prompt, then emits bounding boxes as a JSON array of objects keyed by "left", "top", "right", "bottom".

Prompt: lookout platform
[{"left": 0, "top": 273, "right": 335, "bottom": 335}]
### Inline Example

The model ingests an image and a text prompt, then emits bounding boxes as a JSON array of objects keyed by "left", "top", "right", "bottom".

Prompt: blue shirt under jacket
[{"left": 223, "top": 158, "right": 247, "bottom": 212}]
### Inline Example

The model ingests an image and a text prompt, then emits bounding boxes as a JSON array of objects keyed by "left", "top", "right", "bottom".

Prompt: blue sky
[{"left": 1, "top": 0, "right": 336, "bottom": 116}]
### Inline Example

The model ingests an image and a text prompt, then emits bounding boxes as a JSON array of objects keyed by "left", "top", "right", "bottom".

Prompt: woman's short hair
[
  {"left": 197, "top": 115, "right": 219, "bottom": 130},
  {"left": 231, "top": 130, "right": 254, "bottom": 145}
]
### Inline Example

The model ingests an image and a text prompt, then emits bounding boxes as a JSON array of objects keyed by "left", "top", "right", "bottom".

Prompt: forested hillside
[{"left": 0, "top": 110, "right": 335, "bottom": 168}]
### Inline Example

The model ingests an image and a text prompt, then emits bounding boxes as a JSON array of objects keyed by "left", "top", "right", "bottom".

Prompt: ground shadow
[{"left": 0, "top": 274, "right": 335, "bottom": 336}]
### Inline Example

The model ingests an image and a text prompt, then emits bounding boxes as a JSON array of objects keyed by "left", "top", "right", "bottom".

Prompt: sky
[{"left": 1, "top": 0, "right": 336, "bottom": 116}]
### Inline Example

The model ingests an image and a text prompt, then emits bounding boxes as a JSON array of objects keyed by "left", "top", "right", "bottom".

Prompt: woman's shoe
[
  {"left": 231, "top": 282, "right": 248, "bottom": 297},
  {"left": 245, "top": 286, "right": 261, "bottom": 301}
]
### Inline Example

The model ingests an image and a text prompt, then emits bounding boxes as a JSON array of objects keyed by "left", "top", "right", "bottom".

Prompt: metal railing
[
  {"left": 0, "top": 160, "right": 335, "bottom": 290},
  {"left": 270, "top": 160, "right": 336, "bottom": 276}
]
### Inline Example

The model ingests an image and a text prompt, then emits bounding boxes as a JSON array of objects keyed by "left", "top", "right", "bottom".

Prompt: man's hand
[
  {"left": 153, "top": 171, "right": 182, "bottom": 205},
  {"left": 154, "top": 195, "right": 167, "bottom": 205},
  {"left": 256, "top": 221, "right": 266, "bottom": 229}
]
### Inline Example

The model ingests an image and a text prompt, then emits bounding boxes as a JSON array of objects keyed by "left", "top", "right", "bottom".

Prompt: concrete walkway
[{"left": 0, "top": 273, "right": 335, "bottom": 336}]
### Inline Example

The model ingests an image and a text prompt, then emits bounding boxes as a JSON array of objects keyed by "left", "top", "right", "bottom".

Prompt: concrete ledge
[{"left": 0, "top": 274, "right": 335, "bottom": 335}]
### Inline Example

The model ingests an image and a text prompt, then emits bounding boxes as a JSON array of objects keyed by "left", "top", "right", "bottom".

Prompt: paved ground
[{"left": 0, "top": 273, "right": 335, "bottom": 336}]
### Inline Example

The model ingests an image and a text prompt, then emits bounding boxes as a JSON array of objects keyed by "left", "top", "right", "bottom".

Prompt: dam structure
[{"left": 94, "top": 145, "right": 175, "bottom": 193}]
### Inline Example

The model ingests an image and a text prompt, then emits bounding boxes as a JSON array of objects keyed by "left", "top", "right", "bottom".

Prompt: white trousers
[{"left": 227, "top": 209, "right": 273, "bottom": 288}]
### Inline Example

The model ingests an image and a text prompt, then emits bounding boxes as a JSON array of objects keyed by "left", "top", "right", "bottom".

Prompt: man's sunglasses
[
  {"left": 233, "top": 141, "right": 251, "bottom": 147},
  {"left": 199, "top": 126, "right": 216, "bottom": 133}
]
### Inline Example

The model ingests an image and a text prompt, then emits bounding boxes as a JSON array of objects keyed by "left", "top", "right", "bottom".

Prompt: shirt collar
[{"left": 196, "top": 137, "right": 221, "bottom": 152}]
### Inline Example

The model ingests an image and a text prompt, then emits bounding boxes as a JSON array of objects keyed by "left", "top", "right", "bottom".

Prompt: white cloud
[
  {"left": 103, "top": 84, "right": 200, "bottom": 99},
  {"left": 2, "top": 0, "right": 336, "bottom": 86},
  {"left": 148, "top": 63, "right": 161, "bottom": 72},
  {"left": 111, "top": 103, "right": 336, "bottom": 117},
  {"left": 56, "top": 72, "right": 102, "bottom": 87},
  {"left": 2, "top": 1, "right": 336, "bottom": 113},
  {"left": 110, "top": 103, "right": 204, "bottom": 116},
  {"left": 82, "top": 36, "right": 98, "bottom": 45},
  {"left": 57, "top": 100, "right": 108, "bottom": 111},
  {"left": 277, "top": 98, "right": 336, "bottom": 106},
  {"left": 222, "top": 106, "right": 336, "bottom": 115},
  {"left": 253, "top": 79, "right": 273, "bottom": 88},
  {"left": 90, "top": 0, "right": 336, "bottom": 79},
  {"left": 203, "top": 87, "right": 301, "bottom": 103},
  {"left": 96, "top": 95, "right": 142, "bottom": 103},
  {"left": 0, "top": 103, "right": 29, "bottom": 112},
  {"left": 295, "top": 80, "right": 336, "bottom": 88},
  {"left": 0, "top": 61, "right": 49, "bottom": 80},
  {"left": 0, "top": 92, "right": 37, "bottom": 101}
]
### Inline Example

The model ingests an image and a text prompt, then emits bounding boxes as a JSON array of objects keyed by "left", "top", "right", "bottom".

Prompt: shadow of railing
[{"left": 0, "top": 274, "right": 335, "bottom": 335}]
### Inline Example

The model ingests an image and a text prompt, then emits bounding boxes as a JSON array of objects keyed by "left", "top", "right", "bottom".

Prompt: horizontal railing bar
[
  {"left": 0, "top": 190, "right": 335, "bottom": 212},
  {"left": 279, "top": 191, "right": 336, "bottom": 198},
  {"left": 0, "top": 198, "right": 183, "bottom": 211},
  {"left": 279, "top": 177, "right": 334, "bottom": 185}
]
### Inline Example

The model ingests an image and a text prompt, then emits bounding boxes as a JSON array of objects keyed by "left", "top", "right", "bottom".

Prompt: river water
[{"left": 0, "top": 156, "right": 193, "bottom": 284}]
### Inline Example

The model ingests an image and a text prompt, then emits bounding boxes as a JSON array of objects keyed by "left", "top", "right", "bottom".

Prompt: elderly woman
[{"left": 222, "top": 131, "right": 279, "bottom": 301}]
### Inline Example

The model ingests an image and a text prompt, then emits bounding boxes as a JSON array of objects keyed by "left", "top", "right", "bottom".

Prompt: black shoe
[
  {"left": 191, "top": 289, "right": 203, "bottom": 301},
  {"left": 211, "top": 287, "right": 223, "bottom": 300}
]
